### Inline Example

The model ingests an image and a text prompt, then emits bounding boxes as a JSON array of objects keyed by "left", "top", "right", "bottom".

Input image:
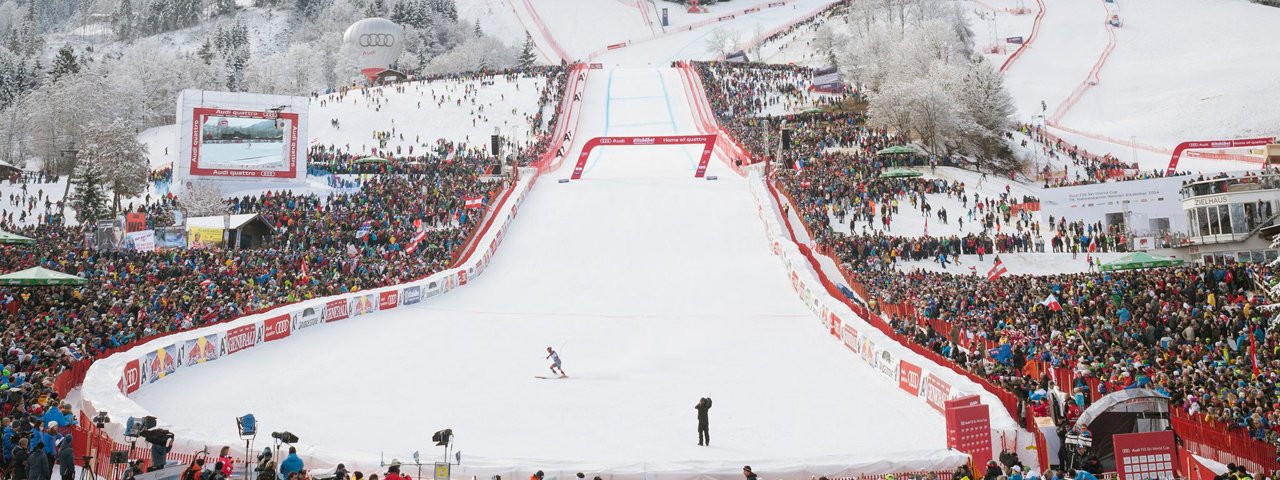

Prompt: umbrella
[
  {"left": 879, "top": 168, "right": 923, "bottom": 178},
  {"left": 1099, "top": 252, "right": 1185, "bottom": 272},
  {"left": 353, "top": 157, "right": 390, "bottom": 165},
  {"left": 0, "top": 266, "right": 87, "bottom": 286},
  {"left": 0, "top": 230, "right": 35, "bottom": 245},
  {"left": 876, "top": 145, "right": 916, "bottom": 155}
]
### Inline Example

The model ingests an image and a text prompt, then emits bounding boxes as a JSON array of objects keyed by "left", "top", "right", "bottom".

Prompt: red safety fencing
[
  {"left": 1171, "top": 409, "right": 1280, "bottom": 474},
  {"left": 72, "top": 411, "right": 207, "bottom": 477},
  {"left": 999, "top": 0, "right": 1046, "bottom": 73}
]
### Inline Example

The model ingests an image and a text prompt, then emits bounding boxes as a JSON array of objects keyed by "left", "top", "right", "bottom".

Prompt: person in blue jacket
[
  {"left": 30, "top": 423, "right": 60, "bottom": 460},
  {"left": 3, "top": 417, "right": 15, "bottom": 463},
  {"left": 278, "top": 447, "right": 304, "bottom": 480}
]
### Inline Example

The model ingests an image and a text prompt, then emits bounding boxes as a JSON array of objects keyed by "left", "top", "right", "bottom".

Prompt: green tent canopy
[
  {"left": 1099, "top": 252, "right": 1185, "bottom": 272},
  {"left": 876, "top": 145, "right": 916, "bottom": 155},
  {"left": 880, "top": 168, "right": 923, "bottom": 178},
  {"left": 0, "top": 266, "right": 87, "bottom": 286},
  {"left": 353, "top": 157, "right": 390, "bottom": 164},
  {"left": 0, "top": 231, "right": 34, "bottom": 245}
]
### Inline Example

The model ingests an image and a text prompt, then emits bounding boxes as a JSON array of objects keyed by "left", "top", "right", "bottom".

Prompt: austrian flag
[
  {"left": 1039, "top": 294, "right": 1062, "bottom": 312},
  {"left": 986, "top": 258, "right": 1008, "bottom": 281},
  {"left": 464, "top": 196, "right": 484, "bottom": 209}
]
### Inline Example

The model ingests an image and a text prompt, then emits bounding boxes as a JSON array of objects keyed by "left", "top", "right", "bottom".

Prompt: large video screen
[{"left": 176, "top": 90, "right": 309, "bottom": 185}]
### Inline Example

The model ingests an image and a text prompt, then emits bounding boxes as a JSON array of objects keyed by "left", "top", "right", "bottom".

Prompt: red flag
[
  {"left": 300, "top": 259, "right": 309, "bottom": 282},
  {"left": 1039, "top": 294, "right": 1062, "bottom": 312},
  {"left": 464, "top": 196, "right": 484, "bottom": 209},
  {"left": 986, "top": 259, "right": 1008, "bottom": 281},
  {"left": 1088, "top": 238, "right": 1097, "bottom": 252}
]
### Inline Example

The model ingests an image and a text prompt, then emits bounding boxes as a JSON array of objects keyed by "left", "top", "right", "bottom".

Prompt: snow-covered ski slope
[
  {"left": 124, "top": 67, "right": 955, "bottom": 477},
  {"left": 989, "top": 0, "right": 1280, "bottom": 159}
]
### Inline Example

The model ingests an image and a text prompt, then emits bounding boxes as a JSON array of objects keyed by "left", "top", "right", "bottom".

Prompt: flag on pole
[
  {"left": 1251, "top": 332, "right": 1260, "bottom": 378},
  {"left": 464, "top": 196, "right": 484, "bottom": 209},
  {"left": 969, "top": 266, "right": 977, "bottom": 275},
  {"left": 987, "top": 258, "right": 1008, "bottom": 281},
  {"left": 356, "top": 220, "right": 373, "bottom": 238},
  {"left": 1039, "top": 294, "right": 1062, "bottom": 312},
  {"left": 794, "top": 158, "right": 804, "bottom": 171},
  {"left": 1088, "top": 237, "right": 1097, "bottom": 253},
  {"left": 300, "top": 259, "right": 309, "bottom": 282}
]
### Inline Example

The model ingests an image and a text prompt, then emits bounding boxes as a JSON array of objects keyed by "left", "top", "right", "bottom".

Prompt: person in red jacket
[
  {"left": 218, "top": 446, "right": 235, "bottom": 477},
  {"left": 384, "top": 462, "right": 411, "bottom": 480}
]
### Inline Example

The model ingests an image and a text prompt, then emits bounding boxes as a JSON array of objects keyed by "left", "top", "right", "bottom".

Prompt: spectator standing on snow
[
  {"left": 695, "top": 397, "right": 712, "bottom": 446},
  {"left": 56, "top": 438, "right": 73, "bottom": 480},
  {"left": 279, "top": 447, "right": 304, "bottom": 480}
]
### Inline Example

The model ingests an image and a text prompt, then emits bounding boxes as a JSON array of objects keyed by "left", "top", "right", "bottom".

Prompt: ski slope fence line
[
  {"left": 514, "top": 0, "right": 571, "bottom": 62},
  {"left": 998, "top": 0, "right": 1046, "bottom": 74},
  {"left": 499, "top": 0, "right": 558, "bottom": 63},
  {"left": 742, "top": 171, "right": 1040, "bottom": 468},
  {"left": 675, "top": 62, "right": 754, "bottom": 175},
  {"left": 1046, "top": 120, "right": 1267, "bottom": 164},
  {"left": 62, "top": 68, "right": 589, "bottom": 475},
  {"left": 582, "top": 0, "right": 823, "bottom": 60},
  {"left": 1046, "top": 0, "right": 1116, "bottom": 125}
]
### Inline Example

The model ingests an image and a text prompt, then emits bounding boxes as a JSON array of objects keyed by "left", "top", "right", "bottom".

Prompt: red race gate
[
  {"left": 571, "top": 135, "right": 718, "bottom": 179},
  {"left": 1166, "top": 136, "right": 1275, "bottom": 175}
]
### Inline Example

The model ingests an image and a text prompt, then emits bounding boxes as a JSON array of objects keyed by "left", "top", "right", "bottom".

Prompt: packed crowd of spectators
[
  {"left": 1014, "top": 124, "right": 1193, "bottom": 188},
  {"left": 694, "top": 62, "right": 1280, "bottom": 461},
  {"left": 0, "top": 67, "right": 570, "bottom": 478}
]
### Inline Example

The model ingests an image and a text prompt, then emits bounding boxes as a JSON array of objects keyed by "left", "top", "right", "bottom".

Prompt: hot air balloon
[{"left": 343, "top": 18, "right": 405, "bottom": 83}]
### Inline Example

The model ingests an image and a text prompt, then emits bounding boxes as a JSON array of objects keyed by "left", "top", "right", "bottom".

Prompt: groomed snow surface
[{"left": 124, "top": 68, "right": 951, "bottom": 477}]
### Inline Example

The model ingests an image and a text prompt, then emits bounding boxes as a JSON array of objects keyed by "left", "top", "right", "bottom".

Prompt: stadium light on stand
[{"left": 236, "top": 414, "right": 257, "bottom": 480}]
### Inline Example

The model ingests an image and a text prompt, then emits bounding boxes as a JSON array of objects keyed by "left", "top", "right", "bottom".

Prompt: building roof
[{"left": 186, "top": 213, "right": 275, "bottom": 232}]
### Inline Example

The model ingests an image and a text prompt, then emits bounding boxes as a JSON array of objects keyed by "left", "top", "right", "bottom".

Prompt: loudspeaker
[
  {"left": 490, "top": 135, "right": 500, "bottom": 156},
  {"left": 781, "top": 129, "right": 792, "bottom": 151}
]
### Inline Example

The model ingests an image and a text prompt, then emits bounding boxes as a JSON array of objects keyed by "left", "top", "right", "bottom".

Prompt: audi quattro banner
[
  {"left": 898, "top": 360, "right": 923, "bottom": 396},
  {"left": 121, "top": 359, "right": 141, "bottom": 394},
  {"left": 378, "top": 290, "right": 399, "bottom": 310},
  {"left": 263, "top": 314, "right": 291, "bottom": 342},
  {"left": 175, "top": 89, "right": 310, "bottom": 185}
]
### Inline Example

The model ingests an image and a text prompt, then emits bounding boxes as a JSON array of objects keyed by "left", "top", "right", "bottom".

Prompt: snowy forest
[
  {"left": 808, "top": 0, "right": 1017, "bottom": 166},
  {"left": 0, "top": 0, "right": 524, "bottom": 173}
]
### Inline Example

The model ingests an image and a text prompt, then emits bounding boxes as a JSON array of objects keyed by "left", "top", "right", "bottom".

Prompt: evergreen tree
[
  {"left": 48, "top": 45, "right": 79, "bottom": 83},
  {"left": 70, "top": 160, "right": 110, "bottom": 225},
  {"left": 473, "top": 19, "right": 482, "bottom": 38},
  {"left": 197, "top": 39, "right": 215, "bottom": 65},
  {"left": 211, "top": 0, "right": 238, "bottom": 16},
  {"left": 79, "top": 119, "right": 150, "bottom": 214},
  {"left": 517, "top": 33, "right": 537, "bottom": 68},
  {"left": 114, "top": 0, "right": 134, "bottom": 40}
]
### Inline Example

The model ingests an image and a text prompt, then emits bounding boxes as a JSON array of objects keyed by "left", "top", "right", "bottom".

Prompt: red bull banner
[
  {"left": 183, "top": 334, "right": 221, "bottom": 365},
  {"left": 226, "top": 324, "right": 257, "bottom": 354},
  {"left": 349, "top": 293, "right": 376, "bottom": 316},
  {"left": 898, "top": 360, "right": 923, "bottom": 395},
  {"left": 379, "top": 290, "right": 399, "bottom": 310},
  {"left": 571, "top": 135, "right": 718, "bottom": 180},
  {"left": 263, "top": 314, "right": 291, "bottom": 342},
  {"left": 121, "top": 359, "right": 141, "bottom": 394},
  {"left": 145, "top": 344, "right": 179, "bottom": 383}
]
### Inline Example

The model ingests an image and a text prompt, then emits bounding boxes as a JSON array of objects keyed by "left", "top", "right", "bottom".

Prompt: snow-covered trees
[
  {"left": 836, "top": 0, "right": 1014, "bottom": 161},
  {"left": 48, "top": 45, "right": 80, "bottom": 83},
  {"left": 704, "top": 27, "right": 741, "bottom": 58},
  {"left": 517, "top": 33, "right": 537, "bottom": 69},
  {"left": 178, "top": 181, "right": 228, "bottom": 217},
  {"left": 78, "top": 119, "right": 150, "bottom": 213},
  {"left": 70, "top": 161, "right": 110, "bottom": 224}
]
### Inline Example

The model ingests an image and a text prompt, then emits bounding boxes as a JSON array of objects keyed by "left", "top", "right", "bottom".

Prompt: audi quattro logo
[{"left": 360, "top": 34, "right": 396, "bottom": 47}]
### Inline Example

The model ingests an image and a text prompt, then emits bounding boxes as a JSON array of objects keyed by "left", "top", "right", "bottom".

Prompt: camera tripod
[{"left": 80, "top": 455, "right": 97, "bottom": 480}]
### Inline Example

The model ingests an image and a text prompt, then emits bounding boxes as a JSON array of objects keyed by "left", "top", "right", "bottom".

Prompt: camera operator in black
[
  {"left": 255, "top": 448, "right": 276, "bottom": 480},
  {"left": 695, "top": 397, "right": 712, "bottom": 446}
]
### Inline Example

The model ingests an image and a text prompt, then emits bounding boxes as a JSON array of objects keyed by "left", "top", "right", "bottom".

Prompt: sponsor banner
[
  {"left": 124, "top": 230, "right": 156, "bottom": 252},
  {"left": 183, "top": 333, "right": 221, "bottom": 365},
  {"left": 292, "top": 306, "right": 321, "bottom": 331},
  {"left": 767, "top": 1, "right": 786, "bottom": 6},
  {"left": 155, "top": 227, "right": 187, "bottom": 249},
  {"left": 402, "top": 285, "right": 422, "bottom": 305},
  {"left": 945, "top": 402, "right": 993, "bottom": 469},
  {"left": 226, "top": 324, "right": 257, "bottom": 354},
  {"left": 145, "top": 344, "right": 179, "bottom": 383},
  {"left": 923, "top": 374, "right": 952, "bottom": 413},
  {"left": 126, "top": 212, "right": 147, "bottom": 232},
  {"left": 1113, "top": 431, "right": 1176, "bottom": 480},
  {"left": 1007, "top": 36, "right": 1024, "bottom": 44},
  {"left": 589, "top": 63, "right": 603, "bottom": 69},
  {"left": 188, "top": 106, "right": 302, "bottom": 179},
  {"left": 323, "top": 299, "right": 350, "bottom": 322},
  {"left": 443, "top": 275, "right": 456, "bottom": 293},
  {"left": 898, "top": 360, "right": 923, "bottom": 396},
  {"left": 743, "top": 7, "right": 760, "bottom": 13},
  {"left": 122, "top": 359, "right": 141, "bottom": 395},
  {"left": 828, "top": 312, "right": 842, "bottom": 340},
  {"left": 875, "top": 348, "right": 899, "bottom": 379},
  {"left": 263, "top": 314, "right": 291, "bottom": 342},
  {"left": 458, "top": 270, "right": 469, "bottom": 286},
  {"left": 350, "top": 293, "right": 377, "bottom": 316},
  {"left": 842, "top": 324, "right": 859, "bottom": 351},
  {"left": 859, "top": 338, "right": 875, "bottom": 365},
  {"left": 424, "top": 280, "right": 445, "bottom": 300},
  {"left": 379, "top": 290, "right": 399, "bottom": 310},
  {"left": 187, "top": 226, "right": 224, "bottom": 249},
  {"left": 606, "top": 42, "right": 627, "bottom": 50},
  {"left": 718, "top": 14, "right": 735, "bottom": 21}
]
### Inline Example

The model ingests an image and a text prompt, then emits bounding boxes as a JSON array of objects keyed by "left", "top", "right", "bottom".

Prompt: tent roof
[
  {"left": 1100, "top": 251, "right": 1185, "bottom": 271},
  {"left": 876, "top": 145, "right": 916, "bottom": 155},
  {"left": 1072, "top": 388, "right": 1169, "bottom": 430},
  {"left": 880, "top": 167, "right": 923, "bottom": 178},
  {"left": 187, "top": 213, "right": 272, "bottom": 231},
  {"left": 0, "top": 230, "right": 35, "bottom": 245},
  {"left": 0, "top": 266, "right": 87, "bottom": 286}
]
